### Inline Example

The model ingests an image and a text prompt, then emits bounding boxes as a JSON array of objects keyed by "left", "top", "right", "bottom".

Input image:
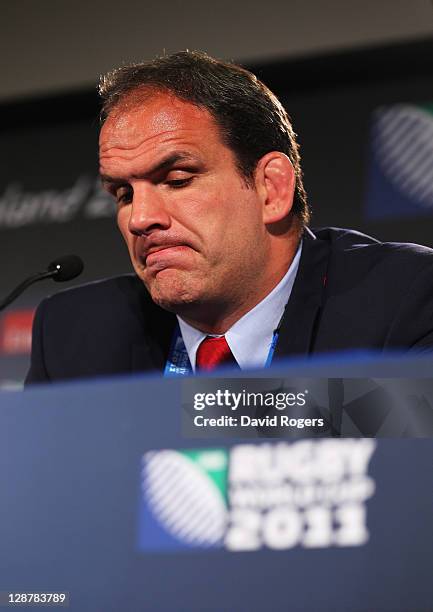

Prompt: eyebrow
[{"left": 100, "top": 151, "right": 199, "bottom": 187}]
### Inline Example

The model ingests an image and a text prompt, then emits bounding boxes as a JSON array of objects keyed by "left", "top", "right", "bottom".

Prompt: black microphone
[
  {"left": 0, "top": 255, "right": 84, "bottom": 312},
  {"left": 46, "top": 255, "right": 84, "bottom": 282}
]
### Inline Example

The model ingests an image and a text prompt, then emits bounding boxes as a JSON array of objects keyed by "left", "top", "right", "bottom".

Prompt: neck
[
  {"left": 180, "top": 234, "right": 301, "bottom": 335},
  {"left": 180, "top": 301, "right": 260, "bottom": 335}
]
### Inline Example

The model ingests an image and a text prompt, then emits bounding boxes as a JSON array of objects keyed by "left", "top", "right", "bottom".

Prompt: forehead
[{"left": 99, "top": 93, "right": 222, "bottom": 153}]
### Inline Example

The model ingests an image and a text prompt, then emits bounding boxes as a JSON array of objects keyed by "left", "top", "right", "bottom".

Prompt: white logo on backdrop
[
  {"left": 0, "top": 176, "right": 115, "bottom": 228},
  {"left": 374, "top": 104, "right": 433, "bottom": 209}
]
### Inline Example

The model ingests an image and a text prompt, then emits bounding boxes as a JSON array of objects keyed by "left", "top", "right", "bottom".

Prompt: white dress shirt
[{"left": 177, "top": 243, "right": 302, "bottom": 371}]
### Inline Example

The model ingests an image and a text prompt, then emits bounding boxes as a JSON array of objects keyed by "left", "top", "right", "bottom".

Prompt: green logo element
[{"left": 180, "top": 449, "right": 228, "bottom": 504}]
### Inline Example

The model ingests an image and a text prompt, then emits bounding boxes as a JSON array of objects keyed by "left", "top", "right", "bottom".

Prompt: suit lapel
[
  {"left": 274, "top": 228, "right": 330, "bottom": 359},
  {"left": 130, "top": 289, "right": 177, "bottom": 373},
  {"left": 130, "top": 339, "right": 175, "bottom": 372}
]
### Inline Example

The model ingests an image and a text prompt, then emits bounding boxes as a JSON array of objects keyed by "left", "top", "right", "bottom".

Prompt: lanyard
[
  {"left": 163, "top": 323, "right": 280, "bottom": 377},
  {"left": 163, "top": 323, "right": 194, "bottom": 377},
  {"left": 265, "top": 330, "right": 279, "bottom": 368}
]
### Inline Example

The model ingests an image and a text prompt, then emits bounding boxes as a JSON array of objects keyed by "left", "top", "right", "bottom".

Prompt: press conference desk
[{"left": 1, "top": 353, "right": 432, "bottom": 611}]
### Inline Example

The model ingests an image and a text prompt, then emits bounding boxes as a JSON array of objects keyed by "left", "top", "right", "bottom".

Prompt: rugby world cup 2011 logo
[
  {"left": 365, "top": 103, "right": 433, "bottom": 219},
  {"left": 138, "top": 441, "right": 376, "bottom": 553}
]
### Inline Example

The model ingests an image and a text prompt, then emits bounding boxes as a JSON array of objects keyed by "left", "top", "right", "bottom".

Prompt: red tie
[{"left": 196, "top": 336, "right": 238, "bottom": 371}]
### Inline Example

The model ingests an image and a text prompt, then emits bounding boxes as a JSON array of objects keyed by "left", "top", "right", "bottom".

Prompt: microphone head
[{"left": 47, "top": 255, "right": 84, "bottom": 282}]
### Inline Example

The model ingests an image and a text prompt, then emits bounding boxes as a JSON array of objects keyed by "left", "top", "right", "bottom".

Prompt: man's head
[{"left": 99, "top": 51, "right": 308, "bottom": 333}]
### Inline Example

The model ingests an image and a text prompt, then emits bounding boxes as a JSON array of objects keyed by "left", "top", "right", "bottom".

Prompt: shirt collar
[{"left": 177, "top": 242, "right": 302, "bottom": 371}]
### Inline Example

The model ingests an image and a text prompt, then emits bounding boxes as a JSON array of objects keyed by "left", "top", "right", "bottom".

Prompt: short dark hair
[{"left": 99, "top": 50, "right": 309, "bottom": 225}]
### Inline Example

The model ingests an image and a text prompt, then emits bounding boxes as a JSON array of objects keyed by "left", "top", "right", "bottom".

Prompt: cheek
[
  {"left": 117, "top": 211, "right": 136, "bottom": 254},
  {"left": 117, "top": 209, "right": 130, "bottom": 239}
]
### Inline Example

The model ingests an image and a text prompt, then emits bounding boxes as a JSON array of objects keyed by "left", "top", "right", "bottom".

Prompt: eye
[
  {"left": 166, "top": 176, "right": 194, "bottom": 189},
  {"left": 115, "top": 185, "right": 133, "bottom": 204}
]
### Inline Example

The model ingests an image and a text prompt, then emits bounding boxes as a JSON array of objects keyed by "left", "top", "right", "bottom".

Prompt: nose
[{"left": 127, "top": 184, "right": 171, "bottom": 236}]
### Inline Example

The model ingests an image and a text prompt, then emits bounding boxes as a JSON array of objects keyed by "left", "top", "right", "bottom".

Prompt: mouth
[
  {"left": 146, "top": 244, "right": 183, "bottom": 256},
  {"left": 143, "top": 245, "right": 192, "bottom": 269}
]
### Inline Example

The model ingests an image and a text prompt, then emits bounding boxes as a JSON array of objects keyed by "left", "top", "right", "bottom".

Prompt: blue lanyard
[
  {"left": 164, "top": 323, "right": 279, "bottom": 377},
  {"left": 163, "top": 323, "right": 194, "bottom": 377},
  {"left": 265, "top": 330, "right": 279, "bottom": 368}
]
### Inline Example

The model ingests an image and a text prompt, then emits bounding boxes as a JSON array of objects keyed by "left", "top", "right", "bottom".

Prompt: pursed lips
[{"left": 137, "top": 241, "right": 192, "bottom": 264}]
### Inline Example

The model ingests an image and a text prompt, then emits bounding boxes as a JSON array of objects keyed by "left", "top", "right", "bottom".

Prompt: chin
[
  {"left": 147, "top": 271, "right": 203, "bottom": 312},
  {"left": 150, "top": 292, "right": 202, "bottom": 314}
]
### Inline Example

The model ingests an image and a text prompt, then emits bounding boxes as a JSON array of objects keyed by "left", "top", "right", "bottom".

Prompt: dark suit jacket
[{"left": 25, "top": 227, "right": 433, "bottom": 383}]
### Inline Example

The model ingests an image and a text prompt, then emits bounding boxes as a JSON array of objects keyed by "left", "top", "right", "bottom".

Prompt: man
[{"left": 26, "top": 51, "right": 433, "bottom": 383}]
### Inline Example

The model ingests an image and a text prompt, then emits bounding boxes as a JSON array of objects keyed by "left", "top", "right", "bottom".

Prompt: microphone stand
[{"left": 0, "top": 270, "right": 57, "bottom": 312}]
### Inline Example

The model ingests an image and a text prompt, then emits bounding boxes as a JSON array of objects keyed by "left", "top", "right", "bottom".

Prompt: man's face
[{"left": 99, "top": 93, "right": 271, "bottom": 324}]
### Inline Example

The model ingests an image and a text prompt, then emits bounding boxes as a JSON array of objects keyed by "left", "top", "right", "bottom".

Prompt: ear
[{"left": 255, "top": 152, "right": 296, "bottom": 224}]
